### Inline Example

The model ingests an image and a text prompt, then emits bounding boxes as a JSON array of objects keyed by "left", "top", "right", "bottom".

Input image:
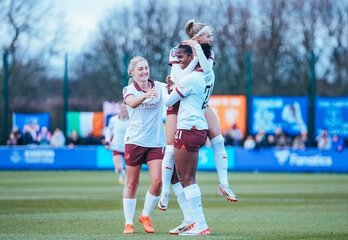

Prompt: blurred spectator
[
  {"left": 274, "top": 127, "right": 291, "bottom": 148},
  {"left": 266, "top": 134, "right": 276, "bottom": 148},
  {"left": 83, "top": 131, "right": 102, "bottom": 145},
  {"left": 224, "top": 123, "right": 243, "bottom": 146},
  {"left": 50, "top": 128, "right": 66, "bottom": 147},
  {"left": 29, "top": 123, "right": 39, "bottom": 143},
  {"left": 316, "top": 129, "right": 331, "bottom": 150},
  {"left": 300, "top": 131, "right": 311, "bottom": 148},
  {"left": 6, "top": 132, "right": 18, "bottom": 146},
  {"left": 38, "top": 126, "right": 51, "bottom": 145},
  {"left": 254, "top": 129, "right": 267, "bottom": 149},
  {"left": 244, "top": 135, "right": 256, "bottom": 150},
  {"left": 331, "top": 134, "right": 344, "bottom": 152},
  {"left": 12, "top": 127, "right": 23, "bottom": 145},
  {"left": 292, "top": 135, "right": 306, "bottom": 150},
  {"left": 22, "top": 124, "right": 37, "bottom": 145},
  {"left": 67, "top": 130, "right": 81, "bottom": 147}
]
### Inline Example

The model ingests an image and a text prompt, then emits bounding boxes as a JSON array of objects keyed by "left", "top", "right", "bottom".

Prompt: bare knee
[
  {"left": 150, "top": 176, "right": 162, "bottom": 195},
  {"left": 125, "top": 179, "right": 139, "bottom": 197},
  {"left": 180, "top": 174, "right": 195, "bottom": 188}
]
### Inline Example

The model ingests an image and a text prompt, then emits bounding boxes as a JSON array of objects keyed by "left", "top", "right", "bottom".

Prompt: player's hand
[
  {"left": 165, "top": 75, "right": 174, "bottom": 92},
  {"left": 144, "top": 88, "right": 157, "bottom": 99},
  {"left": 182, "top": 39, "right": 199, "bottom": 48}
]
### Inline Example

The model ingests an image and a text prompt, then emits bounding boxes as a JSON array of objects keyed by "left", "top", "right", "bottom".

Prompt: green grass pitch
[{"left": 1, "top": 171, "right": 348, "bottom": 239}]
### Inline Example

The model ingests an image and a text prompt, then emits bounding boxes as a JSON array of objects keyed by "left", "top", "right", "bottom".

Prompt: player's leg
[
  {"left": 174, "top": 129, "right": 210, "bottom": 235},
  {"left": 168, "top": 169, "right": 194, "bottom": 235},
  {"left": 158, "top": 113, "right": 177, "bottom": 211},
  {"left": 139, "top": 157, "right": 162, "bottom": 233},
  {"left": 174, "top": 148, "right": 209, "bottom": 235},
  {"left": 122, "top": 164, "right": 141, "bottom": 234},
  {"left": 113, "top": 153, "right": 125, "bottom": 185},
  {"left": 205, "top": 107, "right": 238, "bottom": 202}
]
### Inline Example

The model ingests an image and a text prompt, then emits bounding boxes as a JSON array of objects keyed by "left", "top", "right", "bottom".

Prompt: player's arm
[
  {"left": 124, "top": 87, "right": 157, "bottom": 109},
  {"left": 193, "top": 44, "right": 213, "bottom": 73},
  {"left": 162, "top": 86, "right": 182, "bottom": 107},
  {"left": 105, "top": 124, "right": 112, "bottom": 143},
  {"left": 182, "top": 39, "right": 213, "bottom": 73},
  {"left": 170, "top": 58, "right": 198, "bottom": 84},
  {"left": 162, "top": 76, "right": 191, "bottom": 107},
  {"left": 179, "top": 57, "right": 199, "bottom": 77}
]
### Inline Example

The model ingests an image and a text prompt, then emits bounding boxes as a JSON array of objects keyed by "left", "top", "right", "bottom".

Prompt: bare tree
[
  {"left": 320, "top": 0, "right": 348, "bottom": 95},
  {"left": 0, "top": 0, "right": 65, "bottom": 67},
  {"left": 0, "top": 0, "right": 66, "bottom": 142},
  {"left": 71, "top": 0, "right": 191, "bottom": 103},
  {"left": 212, "top": 0, "right": 254, "bottom": 94}
]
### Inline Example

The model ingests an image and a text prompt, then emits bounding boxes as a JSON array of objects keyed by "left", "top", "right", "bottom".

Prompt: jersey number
[
  {"left": 175, "top": 130, "right": 182, "bottom": 140},
  {"left": 201, "top": 83, "right": 214, "bottom": 110}
]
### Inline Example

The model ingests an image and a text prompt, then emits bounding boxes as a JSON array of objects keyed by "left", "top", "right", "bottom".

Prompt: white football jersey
[
  {"left": 175, "top": 70, "right": 215, "bottom": 130},
  {"left": 123, "top": 80, "right": 166, "bottom": 147},
  {"left": 105, "top": 115, "right": 128, "bottom": 152}
]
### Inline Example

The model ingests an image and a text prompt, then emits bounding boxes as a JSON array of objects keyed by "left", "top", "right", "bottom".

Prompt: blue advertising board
[
  {"left": 315, "top": 97, "right": 348, "bottom": 138},
  {"left": 234, "top": 148, "right": 348, "bottom": 173},
  {"left": 0, "top": 146, "right": 97, "bottom": 170},
  {"left": 1, "top": 146, "right": 347, "bottom": 173},
  {"left": 250, "top": 97, "right": 308, "bottom": 135},
  {"left": 12, "top": 112, "right": 50, "bottom": 131}
]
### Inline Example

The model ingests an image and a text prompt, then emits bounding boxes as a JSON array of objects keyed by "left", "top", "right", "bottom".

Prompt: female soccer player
[
  {"left": 105, "top": 101, "right": 128, "bottom": 185},
  {"left": 122, "top": 56, "right": 166, "bottom": 234},
  {"left": 159, "top": 19, "right": 238, "bottom": 212},
  {"left": 162, "top": 44, "right": 214, "bottom": 235}
]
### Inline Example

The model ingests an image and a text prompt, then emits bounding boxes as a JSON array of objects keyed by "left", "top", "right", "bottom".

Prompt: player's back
[{"left": 177, "top": 70, "right": 215, "bottom": 130}]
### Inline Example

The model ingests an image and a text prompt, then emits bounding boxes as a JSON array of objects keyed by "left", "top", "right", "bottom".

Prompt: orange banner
[{"left": 208, "top": 95, "right": 246, "bottom": 136}]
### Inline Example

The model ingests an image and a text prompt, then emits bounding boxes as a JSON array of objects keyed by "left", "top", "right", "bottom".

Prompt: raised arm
[
  {"left": 170, "top": 57, "right": 198, "bottom": 83},
  {"left": 182, "top": 39, "right": 213, "bottom": 73}
]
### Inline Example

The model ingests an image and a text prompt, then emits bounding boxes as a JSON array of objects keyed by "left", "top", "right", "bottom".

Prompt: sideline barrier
[
  {"left": 0, "top": 146, "right": 347, "bottom": 172},
  {"left": 233, "top": 147, "right": 348, "bottom": 173}
]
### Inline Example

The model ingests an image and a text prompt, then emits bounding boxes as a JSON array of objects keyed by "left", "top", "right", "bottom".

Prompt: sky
[
  {"left": 45, "top": 0, "right": 131, "bottom": 73},
  {"left": 52, "top": 0, "right": 130, "bottom": 54}
]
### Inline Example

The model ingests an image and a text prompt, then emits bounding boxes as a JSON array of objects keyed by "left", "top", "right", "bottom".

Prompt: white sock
[
  {"left": 184, "top": 184, "right": 208, "bottom": 231},
  {"left": 172, "top": 182, "right": 194, "bottom": 223},
  {"left": 211, "top": 135, "right": 229, "bottom": 186},
  {"left": 123, "top": 198, "right": 136, "bottom": 224},
  {"left": 161, "top": 145, "right": 174, "bottom": 199},
  {"left": 142, "top": 191, "right": 160, "bottom": 216}
]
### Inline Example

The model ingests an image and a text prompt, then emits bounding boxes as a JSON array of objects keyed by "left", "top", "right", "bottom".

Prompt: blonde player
[
  {"left": 105, "top": 102, "right": 128, "bottom": 185},
  {"left": 162, "top": 44, "right": 213, "bottom": 235},
  {"left": 159, "top": 19, "right": 238, "bottom": 213},
  {"left": 122, "top": 56, "right": 166, "bottom": 234}
]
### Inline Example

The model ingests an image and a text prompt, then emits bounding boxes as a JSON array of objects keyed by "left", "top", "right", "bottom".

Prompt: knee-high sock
[
  {"left": 211, "top": 135, "right": 229, "bottom": 186},
  {"left": 142, "top": 191, "right": 160, "bottom": 216},
  {"left": 123, "top": 198, "right": 136, "bottom": 224},
  {"left": 184, "top": 184, "right": 208, "bottom": 231},
  {"left": 161, "top": 145, "right": 174, "bottom": 196},
  {"left": 172, "top": 182, "right": 194, "bottom": 223}
]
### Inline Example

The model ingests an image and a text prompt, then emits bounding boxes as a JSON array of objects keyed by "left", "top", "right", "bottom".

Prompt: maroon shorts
[
  {"left": 166, "top": 101, "right": 180, "bottom": 115},
  {"left": 112, "top": 150, "right": 124, "bottom": 157},
  {"left": 174, "top": 129, "right": 208, "bottom": 152},
  {"left": 124, "top": 144, "right": 164, "bottom": 166}
]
